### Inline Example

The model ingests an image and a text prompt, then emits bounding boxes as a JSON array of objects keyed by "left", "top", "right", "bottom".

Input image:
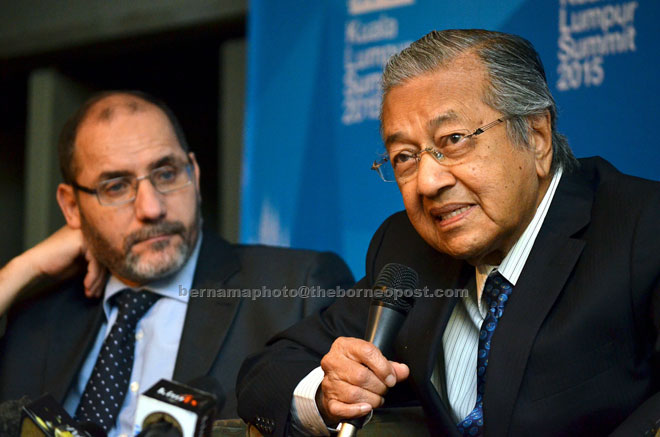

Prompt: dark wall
[
  {"left": 0, "top": 74, "right": 27, "bottom": 265},
  {"left": 54, "top": 29, "right": 234, "bottom": 232},
  {"left": 0, "top": 20, "right": 244, "bottom": 262}
]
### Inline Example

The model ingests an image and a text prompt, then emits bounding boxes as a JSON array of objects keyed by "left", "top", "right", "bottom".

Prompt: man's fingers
[
  {"left": 322, "top": 377, "right": 384, "bottom": 409},
  {"left": 320, "top": 377, "right": 378, "bottom": 423},
  {"left": 324, "top": 398, "right": 372, "bottom": 421},
  {"left": 322, "top": 354, "right": 389, "bottom": 396},
  {"left": 391, "top": 361, "right": 410, "bottom": 382},
  {"left": 84, "top": 268, "right": 103, "bottom": 298},
  {"left": 83, "top": 270, "right": 96, "bottom": 297},
  {"left": 335, "top": 337, "right": 397, "bottom": 387},
  {"left": 317, "top": 337, "right": 410, "bottom": 425},
  {"left": 83, "top": 252, "right": 106, "bottom": 298}
]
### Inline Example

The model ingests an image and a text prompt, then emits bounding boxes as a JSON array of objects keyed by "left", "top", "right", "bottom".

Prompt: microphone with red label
[{"left": 133, "top": 378, "right": 222, "bottom": 437}]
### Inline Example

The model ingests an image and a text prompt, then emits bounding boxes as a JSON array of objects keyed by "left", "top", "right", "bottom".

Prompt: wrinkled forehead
[
  {"left": 76, "top": 95, "right": 180, "bottom": 150},
  {"left": 72, "top": 96, "right": 184, "bottom": 177},
  {"left": 380, "top": 56, "right": 491, "bottom": 137},
  {"left": 382, "top": 52, "right": 489, "bottom": 101},
  {"left": 381, "top": 54, "right": 489, "bottom": 110}
]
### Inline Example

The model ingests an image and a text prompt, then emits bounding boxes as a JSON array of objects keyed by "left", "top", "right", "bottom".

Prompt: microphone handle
[
  {"left": 336, "top": 304, "right": 408, "bottom": 436},
  {"left": 364, "top": 303, "right": 407, "bottom": 355},
  {"left": 337, "top": 418, "right": 366, "bottom": 437}
]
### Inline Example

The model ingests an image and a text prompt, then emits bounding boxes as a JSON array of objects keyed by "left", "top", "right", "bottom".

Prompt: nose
[
  {"left": 415, "top": 152, "right": 456, "bottom": 197},
  {"left": 133, "top": 179, "right": 166, "bottom": 222}
]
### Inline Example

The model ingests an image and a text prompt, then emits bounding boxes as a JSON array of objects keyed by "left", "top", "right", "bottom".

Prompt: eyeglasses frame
[
  {"left": 371, "top": 116, "right": 509, "bottom": 182},
  {"left": 71, "top": 159, "right": 195, "bottom": 206}
]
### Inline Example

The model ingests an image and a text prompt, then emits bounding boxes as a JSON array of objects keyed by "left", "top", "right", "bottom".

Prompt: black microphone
[
  {"left": 337, "top": 263, "right": 418, "bottom": 437},
  {"left": 77, "top": 421, "right": 108, "bottom": 437},
  {"left": 0, "top": 396, "right": 31, "bottom": 437},
  {"left": 133, "top": 378, "right": 220, "bottom": 437},
  {"left": 19, "top": 394, "right": 105, "bottom": 437},
  {"left": 185, "top": 376, "right": 225, "bottom": 415}
]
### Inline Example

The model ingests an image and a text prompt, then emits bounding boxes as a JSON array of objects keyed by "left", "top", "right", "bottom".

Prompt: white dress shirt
[
  {"left": 292, "top": 169, "right": 563, "bottom": 434},
  {"left": 439, "top": 169, "right": 562, "bottom": 422}
]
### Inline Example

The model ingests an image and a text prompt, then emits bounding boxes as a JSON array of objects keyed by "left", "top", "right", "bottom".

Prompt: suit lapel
[
  {"left": 44, "top": 284, "right": 105, "bottom": 402},
  {"left": 39, "top": 232, "right": 241, "bottom": 398},
  {"left": 173, "top": 232, "right": 241, "bottom": 381},
  {"left": 483, "top": 169, "right": 594, "bottom": 436},
  {"left": 399, "top": 258, "right": 473, "bottom": 435}
]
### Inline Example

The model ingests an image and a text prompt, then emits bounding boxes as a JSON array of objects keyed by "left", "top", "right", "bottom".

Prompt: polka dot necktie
[
  {"left": 457, "top": 272, "right": 513, "bottom": 436},
  {"left": 74, "top": 289, "right": 161, "bottom": 431}
]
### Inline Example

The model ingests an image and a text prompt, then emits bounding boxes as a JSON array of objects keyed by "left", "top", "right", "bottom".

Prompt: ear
[
  {"left": 188, "top": 152, "right": 202, "bottom": 200},
  {"left": 529, "top": 111, "right": 553, "bottom": 179},
  {"left": 56, "top": 183, "right": 82, "bottom": 229}
]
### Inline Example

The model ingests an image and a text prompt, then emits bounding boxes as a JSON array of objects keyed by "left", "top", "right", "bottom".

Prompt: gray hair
[{"left": 382, "top": 29, "right": 578, "bottom": 173}]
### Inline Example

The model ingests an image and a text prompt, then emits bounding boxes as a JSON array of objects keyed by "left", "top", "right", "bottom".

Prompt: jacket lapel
[
  {"left": 398, "top": 258, "right": 473, "bottom": 436},
  {"left": 173, "top": 231, "right": 241, "bottom": 381},
  {"left": 42, "top": 232, "right": 241, "bottom": 398},
  {"left": 44, "top": 283, "right": 105, "bottom": 402},
  {"left": 483, "top": 169, "right": 594, "bottom": 436}
]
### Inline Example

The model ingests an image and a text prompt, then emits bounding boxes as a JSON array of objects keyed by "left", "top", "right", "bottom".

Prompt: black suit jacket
[
  {"left": 0, "top": 231, "right": 354, "bottom": 420},
  {"left": 236, "top": 157, "right": 660, "bottom": 436}
]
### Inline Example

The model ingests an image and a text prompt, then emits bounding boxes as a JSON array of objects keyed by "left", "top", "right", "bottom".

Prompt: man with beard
[{"left": 0, "top": 91, "right": 354, "bottom": 435}]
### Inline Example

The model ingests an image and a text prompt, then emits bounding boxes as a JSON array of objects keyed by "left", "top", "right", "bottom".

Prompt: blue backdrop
[{"left": 242, "top": 0, "right": 659, "bottom": 278}]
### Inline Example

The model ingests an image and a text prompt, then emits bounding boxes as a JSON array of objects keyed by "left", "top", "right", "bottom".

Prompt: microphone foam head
[{"left": 372, "top": 263, "right": 419, "bottom": 314}]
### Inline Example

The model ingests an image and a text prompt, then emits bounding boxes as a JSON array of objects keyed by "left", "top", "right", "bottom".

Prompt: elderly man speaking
[{"left": 236, "top": 29, "right": 660, "bottom": 436}]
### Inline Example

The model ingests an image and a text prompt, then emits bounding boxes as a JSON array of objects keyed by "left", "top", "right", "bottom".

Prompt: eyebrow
[
  {"left": 94, "top": 154, "right": 185, "bottom": 183},
  {"left": 428, "top": 111, "right": 460, "bottom": 131},
  {"left": 96, "top": 170, "right": 133, "bottom": 182},
  {"left": 148, "top": 154, "right": 183, "bottom": 170},
  {"left": 383, "top": 132, "right": 408, "bottom": 148},
  {"left": 384, "top": 111, "right": 461, "bottom": 148}
]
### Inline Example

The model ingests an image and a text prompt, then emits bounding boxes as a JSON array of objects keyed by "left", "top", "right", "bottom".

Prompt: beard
[{"left": 80, "top": 207, "right": 201, "bottom": 285}]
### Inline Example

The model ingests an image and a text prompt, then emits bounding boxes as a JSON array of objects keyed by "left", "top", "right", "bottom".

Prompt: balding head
[{"left": 58, "top": 90, "right": 190, "bottom": 184}]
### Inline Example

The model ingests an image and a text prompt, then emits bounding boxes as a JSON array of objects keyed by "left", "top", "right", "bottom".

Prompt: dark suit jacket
[
  {"left": 0, "top": 231, "right": 354, "bottom": 420},
  {"left": 236, "top": 157, "right": 660, "bottom": 436}
]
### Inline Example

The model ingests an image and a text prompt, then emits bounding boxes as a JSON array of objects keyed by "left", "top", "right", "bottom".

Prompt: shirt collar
[
  {"left": 475, "top": 168, "right": 563, "bottom": 298},
  {"left": 102, "top": 232, "right": 203, "bottom": 320}
]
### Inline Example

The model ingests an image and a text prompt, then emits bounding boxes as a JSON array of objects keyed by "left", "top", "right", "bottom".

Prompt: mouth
[
  {"left": 429, "top": 204, "right": 475, "bottom": 226},
  {"left": 141, "top": 234, "right": 171, "bottom": 243},
  {"left": 132, "top": 234, "right": 172, "bottom": 247},
  {"left": 124, "top": 222, "right": 187, "bottom": 253}
]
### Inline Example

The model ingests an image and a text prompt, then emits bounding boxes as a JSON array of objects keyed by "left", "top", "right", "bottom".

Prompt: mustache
[{"left": 123, "top": 221, "right": 186, "bottom": 251}]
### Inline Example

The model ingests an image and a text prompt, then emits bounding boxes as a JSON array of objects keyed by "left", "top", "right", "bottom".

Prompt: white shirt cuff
[
  {"left": 291, "top": 366, "right": 331, "bottom": 436},
  {"left": 290, "top": 366, "right": 375, "bottom": 436}
]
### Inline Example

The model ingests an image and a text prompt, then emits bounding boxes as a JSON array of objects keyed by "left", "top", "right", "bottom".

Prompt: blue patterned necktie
[
  {"left": 74, "top": 289, "right": 161, "bottom": 431},
  {"left": 457, "top": 272, "right": 513, "bottom": 436}
]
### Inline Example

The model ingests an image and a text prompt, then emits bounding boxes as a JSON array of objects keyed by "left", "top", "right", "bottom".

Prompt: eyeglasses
[
  {"left": 72, "top": 162, "right": 194, "bottom": 206},
  {"left": 371, "top": 117, "right": 507, "bottom": 182}
]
